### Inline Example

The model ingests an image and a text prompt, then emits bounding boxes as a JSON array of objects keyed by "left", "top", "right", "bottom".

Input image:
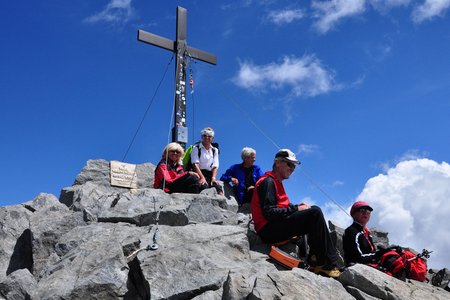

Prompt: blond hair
[{"left": 161, "top": 142, "right": 184, "bottom": 163}]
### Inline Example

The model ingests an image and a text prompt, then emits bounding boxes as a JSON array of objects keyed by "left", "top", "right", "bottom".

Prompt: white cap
[{"left": 275, "top": 149, "right": 300, "bottom": 164}]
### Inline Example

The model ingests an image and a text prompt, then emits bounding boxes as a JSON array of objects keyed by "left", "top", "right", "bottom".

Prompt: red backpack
[{"left": 379, "top": 247, "right": 428, "bottom": 282}]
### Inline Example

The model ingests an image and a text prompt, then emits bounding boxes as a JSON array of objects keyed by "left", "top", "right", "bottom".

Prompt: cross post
[{"left": 137, "top": 6, "right": 217, "bottom": 149}]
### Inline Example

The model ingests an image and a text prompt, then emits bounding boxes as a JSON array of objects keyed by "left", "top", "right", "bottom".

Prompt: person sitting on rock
[
  {"left": 343, "top": 201, "right": 381, "bottom": 266},
  {"left": 191, "top": 127, "right": 223, "bottom": 195},
  {"left": 154, "top": 142, "right": 200, "bottom": 194},
  {"left": 250, "top": 148, "right": 341, "bottom": 278},
  {"left": 220, "top": 147, "right": 263, "bottom": 205}
]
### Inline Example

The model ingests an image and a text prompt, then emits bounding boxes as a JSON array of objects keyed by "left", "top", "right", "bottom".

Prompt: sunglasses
[
  {"left": 169, "top": 150, "right": 181, "bottom": 154},
  {"left": 283, "top": 160, "right": 296, "bottom": 170},
  {"left": 358, "top": 208, "right": 372, "bottom": 214}
]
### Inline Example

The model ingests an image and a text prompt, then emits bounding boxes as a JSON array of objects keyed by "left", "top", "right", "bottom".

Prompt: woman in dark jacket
[
  {"left": 343, "top": 201, "right": 381, "bottom": 265},
  {"left": 154, "top": 142, "right": 200, "bottom": 194}
]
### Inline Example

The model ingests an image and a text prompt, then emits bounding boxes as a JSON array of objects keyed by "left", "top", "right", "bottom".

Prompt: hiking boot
[{"left": 311, "top": 264, "right": 342, "bottom": 278}]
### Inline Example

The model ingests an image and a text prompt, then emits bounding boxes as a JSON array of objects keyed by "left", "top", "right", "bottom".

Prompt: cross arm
[
  {"left": 138, "top": 29, "right": 175, "bottom": 52},
  {"left": 186, "top": 46, "right": 217, "bottom": 65}
]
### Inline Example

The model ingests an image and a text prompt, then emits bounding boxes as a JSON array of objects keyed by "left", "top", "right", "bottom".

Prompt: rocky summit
[{"left": 0, "top": 159, "right": 448, "bottom": 299}]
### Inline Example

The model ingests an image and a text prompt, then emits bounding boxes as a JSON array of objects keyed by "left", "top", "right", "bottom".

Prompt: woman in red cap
[{"left": 343, "top": 201, "right": 381, "bottom": 265}]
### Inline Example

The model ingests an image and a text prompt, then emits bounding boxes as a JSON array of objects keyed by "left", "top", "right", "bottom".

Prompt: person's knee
[{"left": 309, "top": 205, "right": 323, "bottom": 215}]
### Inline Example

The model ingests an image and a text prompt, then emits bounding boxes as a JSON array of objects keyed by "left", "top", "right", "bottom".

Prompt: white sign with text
[{"left": 110, "top": 161, "right": 137, "bottom": 189}]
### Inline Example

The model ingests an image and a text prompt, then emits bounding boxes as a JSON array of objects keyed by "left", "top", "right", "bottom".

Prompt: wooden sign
[{"left": 110, "top": 161, "right": 137, "bottom": 189}]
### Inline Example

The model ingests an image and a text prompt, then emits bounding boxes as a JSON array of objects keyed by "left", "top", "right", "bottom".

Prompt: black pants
[
  {"left": 200, "top": 169, "right": 223, "bottom": 194},
  {"left": 168, "top": 174, "right": 200, "bottom": 194},
  {"left": 242, "top": 187, "right": 254, "bottom": 204},
  {"left": 258, "top": 206, "right": 338, "bottom": 266}
]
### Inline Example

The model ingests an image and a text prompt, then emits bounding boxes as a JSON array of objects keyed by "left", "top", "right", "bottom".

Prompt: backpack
[
  {"left": 379, "top": 247, "right": 427, "bottom": 282},
  {"left": 182, "top": 142, "right": 219, "bottom": 171}
]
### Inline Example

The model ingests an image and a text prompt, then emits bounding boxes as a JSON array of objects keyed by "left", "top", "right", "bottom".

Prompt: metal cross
[{"left": 138, "top": 6, "right": 217, "bottom": 149}]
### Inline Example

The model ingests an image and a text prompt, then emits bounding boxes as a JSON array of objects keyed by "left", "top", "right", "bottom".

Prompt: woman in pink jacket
[{"left": 154, "top": 142, "right": 200, "bottom": 194}]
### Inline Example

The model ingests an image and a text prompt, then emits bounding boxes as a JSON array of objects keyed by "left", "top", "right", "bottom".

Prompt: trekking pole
[{"left": 408, "top": 249, "right": 432, "bottom": 262}]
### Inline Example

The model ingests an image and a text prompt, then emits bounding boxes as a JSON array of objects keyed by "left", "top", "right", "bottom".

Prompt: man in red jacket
[{"left": 251, "top": 149, "right": 341, "bottom": 278}]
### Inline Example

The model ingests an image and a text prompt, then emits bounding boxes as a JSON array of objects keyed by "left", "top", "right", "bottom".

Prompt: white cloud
[
  {"left": 375, "top": 149, "right": 429, "bottom": 172},
  {"left": 233, "top": 55, "right": 338, "bottom": 97},
  {"left": 357, "top": 158, "right": 450, "bottom": 269},
  {"left": 311, "top": 0, "right": 366, "bottom": 33},
  {"left": 412, "top": 0, "right": 450, "bottom": 23},
  {"left": 297, "top": 144, "right": 319, "bottom": 156},
  {"left": 84, "top": 0, "right": 134, "bottom": 25},
  {"left": 370, "top": 0, "right": 411, "bottom": 12},
  {"left": 267, "top": 9, "right": 305, "bottom": 25}
]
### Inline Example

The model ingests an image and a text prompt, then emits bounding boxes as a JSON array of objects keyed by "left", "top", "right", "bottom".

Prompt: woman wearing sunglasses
[
  {"left": 154, "top": 142, "right": 200, "bottom": 194},
  {"left": 343, "top": 201, "right": 381, "bottom": 266}
]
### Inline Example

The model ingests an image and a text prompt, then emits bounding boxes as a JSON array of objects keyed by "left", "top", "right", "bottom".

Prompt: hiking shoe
[{"left": 312, "top": 264, "right": 342, "bottom": 278}]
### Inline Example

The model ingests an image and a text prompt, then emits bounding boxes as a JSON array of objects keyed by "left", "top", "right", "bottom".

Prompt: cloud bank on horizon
[{"left": 326, "top": 158, "right": 450, "bottom": 269}]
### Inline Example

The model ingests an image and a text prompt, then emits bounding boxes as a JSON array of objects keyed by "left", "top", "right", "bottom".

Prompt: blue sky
[{"left": 1, "top": 1, "right": 449, "bottom": 268}]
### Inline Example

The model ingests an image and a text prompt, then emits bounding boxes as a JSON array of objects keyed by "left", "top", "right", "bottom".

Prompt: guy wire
[
  {"left": 206, "top": 72, "right": 350, "bottom": 218},
  {"left": 122, "top": 54, "right": 175, "bottom": 162}
]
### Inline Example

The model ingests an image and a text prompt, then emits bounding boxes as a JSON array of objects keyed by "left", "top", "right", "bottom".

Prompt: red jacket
[
  {"left": 251, "top": 171, "right": 296, "bottom": 232},
  {"left": 154, "top": 159, "right": 187, "bottom": 192}
]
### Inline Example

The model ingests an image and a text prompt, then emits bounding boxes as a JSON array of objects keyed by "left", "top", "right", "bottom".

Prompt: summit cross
[{"left": 138, "top": 6, "right": 217, "bottom": 149}]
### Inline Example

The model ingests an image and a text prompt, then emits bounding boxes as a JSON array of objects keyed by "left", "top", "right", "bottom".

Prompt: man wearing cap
[
  {"left": 250, "top": 149, "right": 341, "bottom": 278},
  {"left": 343, "top": 201, "right": 380, "bottom": 265}
]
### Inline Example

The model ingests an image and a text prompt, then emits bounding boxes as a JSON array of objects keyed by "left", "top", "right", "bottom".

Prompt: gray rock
[
  {"left": 73, "top": 159, "right": 154, "bottom": 188},
  {"left": 369, "top": 227, "right": 389, "bottom": 249},
  {"left": 59, "top": 180, "right": 125, "bottom": 213},
  {"left": 430, "top": 268, "right": 450, "bottom": 291},
  {"left": 0, "top": 159, "right": 448, "bottom": 300},
  {"left": 345, "top": 286, "right": 380, "bottom": 300},
  {"left": 136, "top": 223, "right": 250, "bottom": 299},
  {"left": 30, "top": 208, "right": 86, "bottom": 279},
  {"left": 329, "top": 220, "right": 346, "bottom": 267},
  {"left": 0, "top": 268, "right": 39, "bottom": 300},
  {"left": 250, "top": 268, "right": 353, "bottom": 299},
  {"left": 22, "top": 193, "right": 66, "bottom": 212},
  {"left": 0, "top": 205, "right": 32, "bottom": 283},
  {"left": 36, "top": 222, "right": 137, "bottom": 299},
  {"left": 339, "top": 263, "right": 449, "bottom": 300}
]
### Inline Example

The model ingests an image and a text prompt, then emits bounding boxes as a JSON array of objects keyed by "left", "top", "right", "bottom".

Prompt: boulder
[
  {"left": 0, "top": 205, "right": 32, "bottom": 283},
  {"left": 338, "top": 263, "right": 449, "bottom": 299},
  {"left": 0, "top": 268, "right": 38, "bottom": 300}
]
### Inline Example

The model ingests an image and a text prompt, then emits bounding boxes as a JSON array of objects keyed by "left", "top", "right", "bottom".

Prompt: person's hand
[
  {"left": 247, "top": 185, "right": 254, "bottom": 191},
  {"left": 212, "top": 177, "right": 219, "bottom": 185},
  {"left": 199, "top": 176, "right": 207, "bottom": 185},
  {"left": 298, "top": 202, "right": 310, "bottom": 211},
  {"left": 230, "top": 177, "right": 239, "bottom": 185}
]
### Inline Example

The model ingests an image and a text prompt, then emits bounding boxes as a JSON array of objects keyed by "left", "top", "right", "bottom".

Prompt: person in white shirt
[{"left": 191, "top": 127, "right": 223, "bottom": 195}]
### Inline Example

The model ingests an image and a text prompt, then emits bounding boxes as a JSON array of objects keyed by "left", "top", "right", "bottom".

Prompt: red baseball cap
[{"left": 350, "top": 201, "right": 373, "bottom": 217}]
